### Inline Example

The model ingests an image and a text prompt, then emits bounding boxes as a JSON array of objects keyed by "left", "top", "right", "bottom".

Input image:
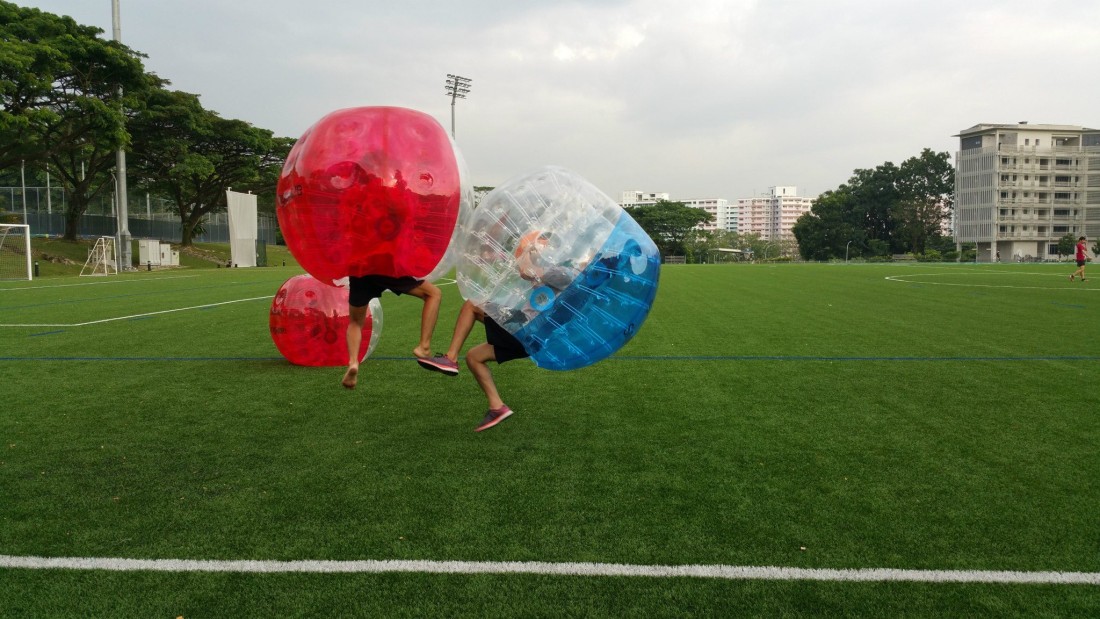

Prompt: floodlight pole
[
  {"left": 444, "top": 74, "right": 472, "bottom": 139},
  {"left": 112, "top": 0, "right": 132, "bottom": 270}
]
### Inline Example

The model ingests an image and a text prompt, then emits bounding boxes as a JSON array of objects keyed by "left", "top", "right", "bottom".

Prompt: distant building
[
  {"left": 620, "top": 191, "right": 670, "bottom": 205},
  {"left": 736, "top": 186, "right": 814, "bottom": 241},
  {"left": 955, "top": 122, "right": 1100, "bottom": 261},
  {"left": 682, "top": 198, "right": 734, "bottom": 231},
  {"left": 620, "top": 191, "right": 736, "bottom": 231}
]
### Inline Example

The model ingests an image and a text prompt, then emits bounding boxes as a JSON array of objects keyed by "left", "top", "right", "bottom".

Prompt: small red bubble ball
[
  {"left": 276, "top": 106, "right": 462, "bottom": 285},
  {"left": 269, "top": 274, "right": 383, "bottom": 367}
]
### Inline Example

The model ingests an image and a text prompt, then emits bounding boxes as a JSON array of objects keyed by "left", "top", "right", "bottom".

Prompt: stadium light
[{"left": 444, "top": 74, "right": 472, "bottom": 139}]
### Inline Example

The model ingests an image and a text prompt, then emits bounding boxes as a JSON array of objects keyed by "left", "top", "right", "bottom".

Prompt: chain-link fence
[{"left": 0, "top": 187, "right": 278, "bottom": 244}]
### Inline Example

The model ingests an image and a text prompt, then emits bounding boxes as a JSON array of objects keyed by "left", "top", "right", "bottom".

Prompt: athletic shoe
[
  {"left": 417, "top": 355, "right": 458, "bottom": 376},
  {"left": 475, "top": 406, "right": 513, "bottom": 432},
  {"left": 1070, "top": 275, "right": 1074, "bottom": 281}
]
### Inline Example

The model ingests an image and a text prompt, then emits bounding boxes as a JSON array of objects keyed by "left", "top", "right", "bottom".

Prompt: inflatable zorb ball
[
  {"left": 276, "top": 106, "right": 472, "bottom": 285},
  {"left": 270, "top": 274, "right": 383, "bottom": 367},
  {"left": 456, "top": 166, "right": 660, "bottom": 371}
]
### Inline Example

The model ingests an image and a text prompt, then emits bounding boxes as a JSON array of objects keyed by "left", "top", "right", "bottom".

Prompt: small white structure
[
  {"left": 138, "top": 239, "right": 161, "bottom": 266},
  {"left": 227, "top": 190, "right": 258, "bottom": 267}
]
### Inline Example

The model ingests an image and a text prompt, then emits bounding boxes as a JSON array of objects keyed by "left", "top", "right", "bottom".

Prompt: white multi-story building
[
  {"left": 620, "top": 191, "right": 736, "bottom": 231},
  {"left": 682, "top": 198, "right": 734, "bottom": 231},
  {"left": 735, "top": 186, "right": 814, "bottom": 241},
  {"left": 955, "top": 122, "right": 1100, "bottom": 261},
  {"left": 620, "top": 190, "right": 670, "bottom": 205}
]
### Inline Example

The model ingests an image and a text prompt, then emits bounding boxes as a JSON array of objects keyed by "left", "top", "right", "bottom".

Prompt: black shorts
[
  {"left": 1077, "top": 259, "right": 1086, "bottom": 267},
  {"left": 348, "top": 275, "right": 422, "bottom": 307},
  {"left": 484, "top": 317, "right": 529, "bottom": 364}
]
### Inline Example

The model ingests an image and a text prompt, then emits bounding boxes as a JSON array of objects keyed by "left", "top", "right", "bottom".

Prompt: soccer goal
[
  {"left": 80, "top": 236, "right": 118, "bottom": 277},
  {"left": 0, "top": 223, "right": 33, "bottom": 280}
]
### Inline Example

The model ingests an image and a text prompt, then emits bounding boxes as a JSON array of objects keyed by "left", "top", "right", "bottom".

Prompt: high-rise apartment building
[
  {"left": 736, "top": 186, "right": 814, "bottom": 241},
  {"left": 955, "top": 122, "right": 1100, "bottom": 261},
  {"left": 620, "top": 192, "right": 736, "bottom": 231}
]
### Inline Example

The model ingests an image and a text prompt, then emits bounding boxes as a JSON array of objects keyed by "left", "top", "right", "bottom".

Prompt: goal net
[
  {"left": 80, "top": 236, "right": 118, "bottom": 277},
  {"left": 0, "top": 224, "right": 33, "bottom": 280}
]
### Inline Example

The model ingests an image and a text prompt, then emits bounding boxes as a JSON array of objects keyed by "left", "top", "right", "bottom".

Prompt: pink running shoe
[
  {"left": 417, "top": 355, "right": 459, "bottom": 376},
  {"left": 475, "top": 406, "right": 513, "bottom": 432}
]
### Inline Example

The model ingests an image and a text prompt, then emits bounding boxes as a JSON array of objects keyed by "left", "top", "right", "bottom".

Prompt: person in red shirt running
[{"left": 1070, "top": 236, "right": 1088, "bottom": 282}]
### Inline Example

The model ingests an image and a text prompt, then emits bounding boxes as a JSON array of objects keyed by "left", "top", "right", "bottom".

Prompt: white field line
[
  {"left": 0, "top": 296, "right": 271, "bottom": 328},
  {"left": 1, "top": 278, "right": 457, "bottom": 328},
  {"left": 0, "top": 275, "right": 200, "bottom": 292},
  {"left": 0, "top": 555, "right": 1097, "bottom": 584},
  {"left": 885, "top": 272, "right": 1100, "bottom": 291}
]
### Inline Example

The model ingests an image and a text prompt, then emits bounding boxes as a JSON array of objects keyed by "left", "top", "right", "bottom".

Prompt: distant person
[
  {"left": 342, "top": 275, "right": 444, "bottom": 389},
  {"left": 1070, "top": 236, "right": 1088, "bottom": 282}
]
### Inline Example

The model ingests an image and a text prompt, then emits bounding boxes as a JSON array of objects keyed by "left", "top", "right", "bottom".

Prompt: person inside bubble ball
[
  {"left": 342, "top": 275, "right": 444, "bottom": 389},
  {"left": 421, "top": 230, "right": 581, "bottom": 431}
]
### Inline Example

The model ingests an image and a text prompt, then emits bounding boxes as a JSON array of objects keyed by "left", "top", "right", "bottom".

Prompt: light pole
[
  {"left": 112, "top": 0, "right": 132, "bottom": 269},
  {"left": 845, "top": 240, "right": 853, "bottom": 262},
  {"left": 444, "top": 74, "right": 472, "bottom": 139}
]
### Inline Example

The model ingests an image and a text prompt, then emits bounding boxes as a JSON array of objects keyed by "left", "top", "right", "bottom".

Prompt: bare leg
[
  {"left": 466, "top": 343, "right": 505, "bottom": 410},
  {"left": 343, "top": 304, "right": 368, "bottom": 389},
  {"left": 406, "top": 282, "right": 442, "bottom": 359},
  {"left": 444, "top": 301, "right": 483, "bottom": 363}
]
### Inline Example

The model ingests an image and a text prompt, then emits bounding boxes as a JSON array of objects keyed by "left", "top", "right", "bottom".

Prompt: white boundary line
[
  {"left": 0, "top": 296, "right": 271, "bottom": 328},
  {"left": 1, "top": 276, "right": 456, "bottom": 328},
  {"left": 885, "top": 271, "right": 1099, "bottom": 291},
  {"left": 0, "top": 555, "right": 1097, "bottom": 584},
  {"left": 0, "top": 275, "right": 200, "bottom": 292}
]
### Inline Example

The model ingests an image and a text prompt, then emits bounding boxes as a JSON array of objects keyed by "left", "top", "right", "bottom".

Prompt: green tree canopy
[
  {"left": 1056, "top": 233, "right": 1076, "bottom": 258},
  {"left": 128, "top": 87, "right": 292, "bottom": 244},
  {"left": 625, "top": 200, "right": 713, "bottom": 258},
  {"left": 1, "top": 1, "right": 154, "bottom": 239},
  {"left": 792, "top": 148, "right": 954, "bottom": 260}
]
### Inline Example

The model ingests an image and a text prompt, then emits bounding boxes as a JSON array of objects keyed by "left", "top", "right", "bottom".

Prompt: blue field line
[{"left": 2, "top": 354, "right": 1099, "bottom": 363}]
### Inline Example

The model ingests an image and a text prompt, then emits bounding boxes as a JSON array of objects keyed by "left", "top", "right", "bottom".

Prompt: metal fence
[{"left": 1, "top": 187, "right": 278, "bottom": 244}]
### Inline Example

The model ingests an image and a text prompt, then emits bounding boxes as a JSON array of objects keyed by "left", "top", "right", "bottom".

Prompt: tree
[
  {"left": 0, "top": 2, "right": 153, "bottom": 239},
  {"left": 892, "top": 149, "right": 954, "bottom": 253},
  {"left": 624, "top": 200, "right": 713, "bottom": 258},
  {"left": 792, "top": 148, "right": 954, "bottom": 260},
  {"left": 129, "top": 88, "right": 292, "bottom": 245},
  {"left": 1056, "top": 233, "right": 1076, "bottom": 258}
]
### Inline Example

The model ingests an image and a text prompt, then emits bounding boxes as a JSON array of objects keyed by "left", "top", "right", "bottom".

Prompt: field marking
[
  {"left": 885, "top": 271, "right": 1098, "bottom": 291},
  {"left": 0, "top": 555, "right": 1097, "bottom": 585},
  {"left": 1, "top": 277, "right": 455, "bottom": 328},
  {"left": 0, "top": 296, "right": 271, "bottom": 328},
  {"left": 0, "top": 275, "right": 200, "bottom": 292}
]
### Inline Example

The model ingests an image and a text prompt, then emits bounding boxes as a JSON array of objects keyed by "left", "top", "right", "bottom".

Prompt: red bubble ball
[
  {"left": 269, "top": 274, "right": 383, "bottom": 367},
  {"left": 276, "top": 106, "right": 461, "bottom": 284}
]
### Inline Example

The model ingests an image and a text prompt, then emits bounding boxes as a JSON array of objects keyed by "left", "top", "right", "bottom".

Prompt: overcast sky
[{"left": 20, "top": 0, "right": 1100, "bottom": 201}]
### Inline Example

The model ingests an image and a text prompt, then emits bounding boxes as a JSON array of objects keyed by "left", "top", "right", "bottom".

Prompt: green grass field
[{"left": 1, "top": 260, "right": 1099, "bottom": 617}]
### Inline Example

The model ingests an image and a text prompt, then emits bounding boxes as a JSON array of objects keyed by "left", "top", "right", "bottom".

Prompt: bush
[{"left": 916, "top": 249, "right": 943, "bottom": 262}]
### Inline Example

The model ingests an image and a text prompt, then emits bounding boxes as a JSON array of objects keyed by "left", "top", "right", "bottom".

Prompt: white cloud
[{"left": 17, "top": 0, "right": 1100, "bottom": 201}]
